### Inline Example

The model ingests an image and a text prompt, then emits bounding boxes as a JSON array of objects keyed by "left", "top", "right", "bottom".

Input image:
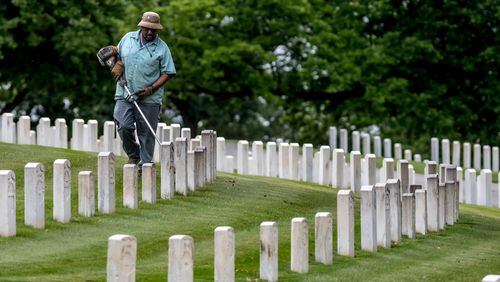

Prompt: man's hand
[
  {"left": 137, "top": 86, "right": 154, "bottom": 98},
  {"left": 126, "top": 93, "right": 138, "bottom": 103}
]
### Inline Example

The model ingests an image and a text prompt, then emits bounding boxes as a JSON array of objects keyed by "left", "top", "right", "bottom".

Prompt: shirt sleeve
[
  {"left": 160, "top": 45, "right": 176, "bottom": 75},
  {"left": 117, "top": 34, "right": 127, "bottom": 58}
]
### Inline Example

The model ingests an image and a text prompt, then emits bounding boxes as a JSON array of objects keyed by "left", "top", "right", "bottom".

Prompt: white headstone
[
  {"left": 55, "top": 118, "right": 68, "bottom": 149},
  {"left": 71, "top": 119, "right": 84, "bottom": 150},
  {"left": 404, "top": 149, "right": 412, "bottom": 161},
  {"left": 190, "top": 137, "right": 200, "bottom": 150},
  {"left": 384, "top": 138, "right": 392, "bottom": 158},
  {"left": 225, "top": 155, "right": 234, "bottom": 173},
  {"left": 398, "top": 160, "right": 409, "bottom": 195},
  {"left": 394, "top": 143, "right": 402, "bottom": 160},
  {"left": 337, "top": 190, "right": 354, "bottom": 257},
  {"left": 278, "top": 142, "right": 290, "bottom": 179},
  {"left": 463, "top": 142, "right": 471, "bottom": 169},
  {"left": 319, "top": 146, "right": 330, "bottom": 185},
  {"left": 260, "top": 221, "right": 278, "bottom": 282},
  {"left": 36, "top": 117, "right": 51, "bottom": 146},
  {"left": 350, "top": 151, "right": 361, "bottom": 192},
  {"left": 30, "top": 130, "right": 36, "bottom": 145},
  {"left": 0, "top": 170, "right": 16, "bottom": 237},
  {"left": 365, "top": 154, "right": 376, "bottom": 186},
  {"left": 478, "top": 169, "right": 492, "bottom": 206},
  {"left": 402, "top": 193, "right": 416, "bottom": 239},
  {"left": 170, "top": 124, "right": 181, "bottom": 142},
  {"left": 1, "top": 113, "right": 15, "bottom": 143},
  {"left": 289, "top": 143, "right": 300, "bottom": 180},
  {"left": 331, "top": 149, "right": 345, "bottom": 189},
  {"left": 216, "top": 137, "right": 226, "bottom": 172},
  {"left": 122, "top": 164, "right": 138, "bottom": 209},
  {"left": 314, "top": 212, "right": 332, "bottom": 264},
  {"left": 168, "top": 235, "right": 194, "bottom": 282},
  {"left": 441, "top": 139, "right": 450, "bottom": 164},
  {"left": 483, "top": 145, "right": 491, "bottom": 170},
  {"left": 374, "top": 136, "right": 382, "bottom": 157},
  {"left": 415, "top": 189, "right": 427, "bottom": 235},
  {"left": 175, "top": 138, "right": 188, "bottom": 196},
  {"left": 464, "top": 168, "right": 476, "bottom": 204},
  {"left": 302, "top": 144, "right": 313, "bottom": 182},
  {"left": 161, "top": 142, "right": 175, "bottom": 199},
  {"left": 362, "top": 133, "right": 371, "bottom": 155},
  {"left": 181, "top": 127, "right": 191, "bottom": 146},
  {"left": 438, "top": 184, "right": 446, "bottom": 230},
  {"left": 103, "top": 121, "right": 115, "bottom": 153},
  {"left": 352, "top": 131, "right": 360, "bottom": 152},
  {"left": 24, "top": 163, "right": 45, "bottom": 229},
  {"left": 195, "top": 147, "right": 207, "bottom": 187},
  {"left": 291, "top": 217, "right": 308, "bottom": 273},
  {"left": 266, "top": 142, "right": 278, "bottom": 177},
  {"left": 141, "top": 163, "right": 156, "bottom": 203},
  {"left": 152, "top": 123, "right": 166, "bottom": 162},
  {"left": 387, "top": 179, "right": 402, "bottom": 242},
  {"left": 201, "top": 130, "right": 215, "bottom": 182},
  {"left": 329, "top": 126, "right": 337, "bottom": 149},
  {"left": 187, "top": 151, "right": 195, "bottom": 191},
  {"left": 360, "top": 186, "right": 377, "bottom": 252},
  {"left": 78, "top": 171, "right": 94, "bottom": 217},
  {"left": 482, "top": 275, "right": 500, "bottom": 282},
  {"left": 250, "top": 141, "right": 263, "bottom": 176},
  {"left": 237, "top": 140, "right": 249, "bottom": 175},
  {"left": 492, "top": 147, "right": 499, "bottom": 172},
  {"left": 374, "top": 183, "right": 391, "bottom": 248},
  {"left": 414, "top": 154, "right": 422, "bottom": 162},
  {"left": 313, "top": 151, "right": 319, "bottom": 183},
  {"left": 452, "top": 141, "right": 460, "bottom": 166},
  {"left": 83, "top": 120, "right": 97, "bottom": 152},
  {"left": 17, "top": 116, "right": 31, "bottom": 145},
  {"left": 98, "top": 152, "right": 115, "bottom": 214},
  {"left": 473, "top": 144, "right": 481, "bottom": 170},
  {"left": 53, "top": 159, "right": 71, "bottom": 223},
  {"left": 214, "top": 226, "right": 235, "bottom": 282},
  {"left": 107, "top": 234, "right": 137, "bottom": 282},
  {"left": 431, "top": 137, "right": 439, "bottom": 162},
  {"left": 340, "top": 129, "right": 348, "bottom": 153},
  {"left": 445, "top": 181, "right": 455, "bottom": 225},
  {"left": 381, "top": 158, "right": 395, "bottom": 183}
]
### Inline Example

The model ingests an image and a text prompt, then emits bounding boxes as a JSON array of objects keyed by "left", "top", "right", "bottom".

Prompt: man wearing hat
[{"left": 113, "top": 11, "right": 176, "bottom": 166}]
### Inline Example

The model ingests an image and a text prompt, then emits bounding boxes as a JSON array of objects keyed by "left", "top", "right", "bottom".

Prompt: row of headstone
[
  {"left": 431, "top": 137, "right": 499, "bottom": 172},
  {"left": 0, "top": 131, "right": 217, "bottom": 237},
  {"left": 328, "top": 126, "right": 421, "bottom": 161},
  {"left": 462, "top": 168, "right": 498, "bottom": 207},
  {"left": 229, "top": 141, "right": 421, "bottom": 192},
  {"left": 106, "top": 169, "right": 459, "bottom": 282},
  {"left": 0, "top": 113, "right": 67, "bottom": 147},
  {"left": 0, "top": 159, "right": 72, "bottom": 236}
]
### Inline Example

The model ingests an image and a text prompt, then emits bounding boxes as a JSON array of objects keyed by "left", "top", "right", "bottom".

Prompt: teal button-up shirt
[{"left": 115, "top": 30, "right": 176, "bottom": 104}]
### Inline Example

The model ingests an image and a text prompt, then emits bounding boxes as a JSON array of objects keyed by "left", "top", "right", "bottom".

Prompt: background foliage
[{"left": 1, "top": 0, "right": 499, "bottom": 156}]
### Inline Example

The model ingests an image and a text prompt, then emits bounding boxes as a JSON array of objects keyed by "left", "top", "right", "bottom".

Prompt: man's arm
[{"left": 138, "top": 73, "right": 176, "bottom": 98}]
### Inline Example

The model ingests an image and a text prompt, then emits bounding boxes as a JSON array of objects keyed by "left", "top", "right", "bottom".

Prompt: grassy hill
[{"left": 0, "top": 142, "right": 499, "bottom": 281}]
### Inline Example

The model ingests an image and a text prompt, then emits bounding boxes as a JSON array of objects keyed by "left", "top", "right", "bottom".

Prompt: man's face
[{"left": 141, "top": 27, "right": 157, "bottom": 42}]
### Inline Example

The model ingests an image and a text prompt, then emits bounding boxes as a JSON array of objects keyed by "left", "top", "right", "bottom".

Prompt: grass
[{"left": 0, "top": 142, "right": 499, "bottom": 281}]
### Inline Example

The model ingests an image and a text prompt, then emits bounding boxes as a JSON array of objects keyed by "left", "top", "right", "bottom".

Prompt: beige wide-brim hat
[{"left": 138, "top": 11, "right": 163, "bottom": 30}]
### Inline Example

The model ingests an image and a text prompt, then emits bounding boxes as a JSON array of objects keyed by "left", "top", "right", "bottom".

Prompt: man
[{"left": 113, "top": 11, "right": 176, "bottom": 166}]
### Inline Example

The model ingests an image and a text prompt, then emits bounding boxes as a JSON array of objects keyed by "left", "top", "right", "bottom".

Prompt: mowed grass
[{"left": 0, "top": 142, "right": 499, "bottom": 281}]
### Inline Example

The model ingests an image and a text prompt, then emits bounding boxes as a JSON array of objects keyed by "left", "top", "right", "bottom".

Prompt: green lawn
[{"left": 0, "top": 142, "right": 499, "bottom": 281}]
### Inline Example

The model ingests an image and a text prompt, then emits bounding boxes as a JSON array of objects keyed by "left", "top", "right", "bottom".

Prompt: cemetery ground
[{"left": 0, "top": 142, "right": 499, "bottom": 281}]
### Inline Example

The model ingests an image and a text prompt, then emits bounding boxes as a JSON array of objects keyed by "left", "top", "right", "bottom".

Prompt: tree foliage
[{"left": 1, "top": 0, "right": 498, "bottom": 155}]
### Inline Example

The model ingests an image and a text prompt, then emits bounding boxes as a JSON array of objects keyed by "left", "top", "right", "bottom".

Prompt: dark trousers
[{"left": 113, "top": 99, "right": 160, "bottom": 164}]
